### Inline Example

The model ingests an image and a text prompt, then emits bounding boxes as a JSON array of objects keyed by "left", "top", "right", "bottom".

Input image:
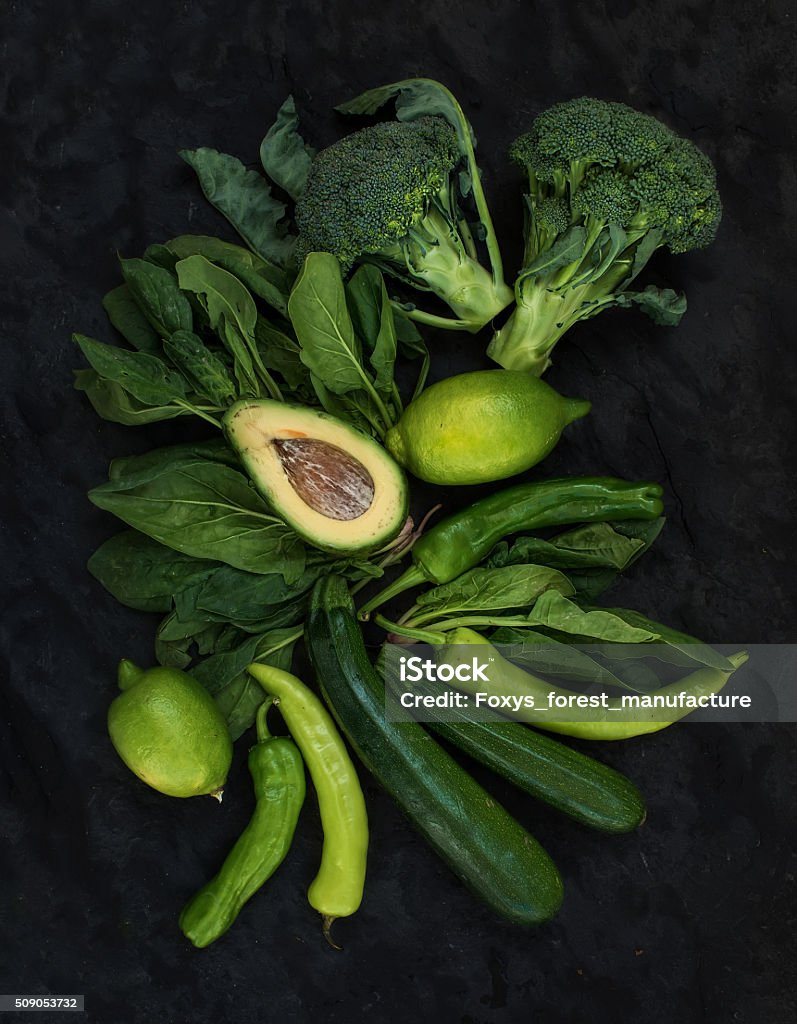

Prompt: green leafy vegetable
[
  {"left": 180, "top": 147, "right": 295, "bottom": 266},
  {"left": 163, "top": 330, "right": 237, "bottom": 407},
  {"left": 89, "top": 454, "right": 305, "bottom": 581},
  {"left": 119, "top": 257, "right": 193, "bottom": 338},
  {"left": 288, "top": 252, "right": 394, "bottom": 434},
  {"left": 412, "top": 565, "right": 575, "bottom": 622},
  {"left": 73, "top": 334, "right": 188, "bottom": 407},
  {"left": 102, "top": 285, "right": 161, "bottom": 353},
  {"left": 259, "top": 95, "right": 315, "bottom": 201},
  {"left": 88, "top": 531, "right": 218, "bottom": 613}
]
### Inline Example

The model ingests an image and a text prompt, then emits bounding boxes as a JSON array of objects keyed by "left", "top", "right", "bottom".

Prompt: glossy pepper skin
[
  {"left": 179, "top": 701, "right": 305, "bottom": 948},
  {"left": 359, "top": 477, "right": 664, "bottom": 618},
  {"left": 443, "top": 628, "right": 749, "bottom": 741},
  {"left": 246, "top": 664, "right": 368, "bottom": 943}
]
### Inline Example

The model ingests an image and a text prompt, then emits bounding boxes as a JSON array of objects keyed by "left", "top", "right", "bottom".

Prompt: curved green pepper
[
  {"left": 442, "top": 628, "right": 748, "bottom": 741},
  {"left": 359, "top": 476, "right": 664, "bottom": 617},
  {"left": 179, "top": 701, "right": 305, "bottom": 948},
  {"left": 246, "top": 664, "right": 368, "bottom": 946}
]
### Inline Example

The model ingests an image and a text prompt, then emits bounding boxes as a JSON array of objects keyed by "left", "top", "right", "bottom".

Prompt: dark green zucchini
[
  {"left": 306, "top": 575, "right": 564, "bottom": 927},
  {"left": 427, "top": 716, "right": 646, "bottom": 834}
]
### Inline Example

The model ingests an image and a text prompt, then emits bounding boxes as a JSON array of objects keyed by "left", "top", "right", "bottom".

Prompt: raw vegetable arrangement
[{"left": 74, "top": 77, "right": 744, "bottom": 941}]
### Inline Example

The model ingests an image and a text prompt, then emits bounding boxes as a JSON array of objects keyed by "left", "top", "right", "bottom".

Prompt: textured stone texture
[{"left": 2, "top": 1, "right": 796, "bottom": 1021}]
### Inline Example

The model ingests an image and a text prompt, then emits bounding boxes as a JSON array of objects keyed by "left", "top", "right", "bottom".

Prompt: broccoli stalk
[
  {"left": 489, "top": 98, "right": 721, "bottom": 374},
  {"left": 295, "top": 116, "right": 513, "bottom": 333}
]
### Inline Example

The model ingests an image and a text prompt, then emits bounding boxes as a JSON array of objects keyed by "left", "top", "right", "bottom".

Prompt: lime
[
  {"left": 385, "top": 370, "right": 591, "bottom": 485},
  {"left": 108, "top": 660, "right": 233, "bottom": 799}
]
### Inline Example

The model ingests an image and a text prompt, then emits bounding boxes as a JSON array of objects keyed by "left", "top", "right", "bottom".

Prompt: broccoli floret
[
  {"left": 295, "top": 117, "right": 513, "bottom": 332},
  {"left": 489, "top": 97, "right": 722, "bottom": 374}
]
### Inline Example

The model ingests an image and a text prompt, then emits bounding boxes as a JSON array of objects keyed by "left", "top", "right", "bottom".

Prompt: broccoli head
[
  {"left": 489, "top": 97, "right": 722, "bottom": 374},
  {"left": 295, "top": 117, "right": 512, "bottom": 332}
]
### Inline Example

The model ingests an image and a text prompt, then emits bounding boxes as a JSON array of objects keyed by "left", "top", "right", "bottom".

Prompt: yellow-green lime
[
  {"left": 385, "top": 369, "right": 591, "bottom": 485},
  {"left": 108, "top": 660, "right": 233, "bottom": 799}
]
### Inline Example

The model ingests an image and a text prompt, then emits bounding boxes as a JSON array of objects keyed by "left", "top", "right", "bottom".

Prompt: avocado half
[{"left": 224, "top": 399, "right": 409, "bottom": 555}]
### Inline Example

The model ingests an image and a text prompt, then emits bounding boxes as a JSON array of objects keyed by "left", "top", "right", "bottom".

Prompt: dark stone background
[{"left": 2, "top": 1, "right": 796, "bottom": 1021}]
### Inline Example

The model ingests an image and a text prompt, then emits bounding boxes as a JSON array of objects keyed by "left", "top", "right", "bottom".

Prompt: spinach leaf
[
  {"left": 180, "top": 147, "right": 295, "bottom": 266},
  {"left": 345, "top": 265, "right": 397, "bottom": 397},
  {"left": 88, "top": 531, "right": 218, "bottom": 613},
  {"left": 254, "top": 317, "right": 311, "bottom": 392},
  {"left": 89, "top": 459, "right": 305, "bottom": 581},
  {"left": 592, "top": 607, "right": 735, "bottom": 670},
  {"left": 488, "top": 522, "right": 646, "bottom": 572},
  {"left": 73, "top": 370, "right": 191, "bottom": 425},
  {"left": 416, "top": 565, "right": 575, "bottom": 618},
  {"left": 102, "top": 285, "right": 161, "bottom": 353},
  {"left": 289, "top": 253, "right": 392, "bottom": 431},
  {"left": 395, "top": 313, "right": 430, "bottom": 399},
  {"left": 142, "top": 244, "right": 179, "bottom": 272},
  {"left": 527, "top": 592, "right": 735, "bottom": 671},
  {"left": 73, "top": 334, "right": 188, "bottom": 406},
  {"left": 165, "top": 234, "right": 292, "bottom": 316},
  {"left": 163, "top": 329, "right": 237, "bottom": 406},
  {"left": 175, "top": 254, "right": 261, "bottom": 395},
  {"left": 107, "top": 439, "right": 239, "bottom": 485},
  {"left": 564, "top": 518, "right": 666, "bottom": 601},
  {"left": 119, "top": 257, "right": 193, "bottom": 337},
  {"left": 527, "top": 591, "right": 659, "bottom": 643},
  {"left": 259, "top": 95, "right": 315, "bottom": 201},
  {"left": 193, "top": 628, "right": 299, "bottom": 739},
  {"left": 490, "top": 626, "right": 632, "bottom": 690}
]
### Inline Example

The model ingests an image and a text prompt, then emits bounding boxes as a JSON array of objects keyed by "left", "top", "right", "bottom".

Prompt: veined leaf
[
  {"left": 181, "top": 147, "right": 295, "bottom": 266},
  {"left": 259, "top": 96, "right": 315, "bottom": 201}
]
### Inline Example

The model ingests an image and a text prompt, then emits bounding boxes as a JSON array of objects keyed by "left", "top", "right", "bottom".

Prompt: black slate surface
[{"left": 2, "top": 1, "right": 797, "bottom": 1022}]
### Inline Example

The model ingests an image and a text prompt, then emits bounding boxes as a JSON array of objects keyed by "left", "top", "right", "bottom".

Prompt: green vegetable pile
[{"left": 73, "top": 77, "right": 743, "bottom": 940}]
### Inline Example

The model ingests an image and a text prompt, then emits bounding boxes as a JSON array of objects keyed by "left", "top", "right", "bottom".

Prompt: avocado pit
[{"left": 273, "top": 437, "right": 375, "bottom": 521}]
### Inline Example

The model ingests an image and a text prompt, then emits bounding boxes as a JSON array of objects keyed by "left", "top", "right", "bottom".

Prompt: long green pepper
[
  {"left": 359, "top": 476, "right": 664, "bottom": 618},
  {"left": 246, "top": 663, "right": 369, "bottom": 945},
  {"left": 179, "top": 700, "right": 306, "bottom": 948},
  {"left": 443, "top": 629, "right": 749, "bottom": 741}
]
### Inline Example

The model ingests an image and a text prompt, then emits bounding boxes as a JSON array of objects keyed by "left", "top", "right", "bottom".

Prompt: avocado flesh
[{"left": 223, "top": 399, "right": 409, "bottom": 555}]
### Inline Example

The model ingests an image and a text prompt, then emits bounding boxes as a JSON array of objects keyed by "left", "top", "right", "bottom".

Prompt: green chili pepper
[
  {"left": 441, "top": 628, "right": 749, "bottom": 741},
  {"left": 246, "top": 664, "right": 368, "bottom": 946},
  {"left": 179, "top": 700, "right": 306, "bottom": 948},
  {"left": 359, "top": 476, "right": 664, "bottom": 618}
]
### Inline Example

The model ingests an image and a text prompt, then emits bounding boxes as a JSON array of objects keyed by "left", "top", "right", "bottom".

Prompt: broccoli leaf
[
  {"left": 615, "top": 285, "right": 687, "bottom": 326},
  {"left": 517, "top": 226, "right": 587, "bottom": 286},
  {"left": 180, "top": 147, "right": 295, "bottom": 266},
  {"left": 259, "top": 95, "right": 315, "bottom": 201}
]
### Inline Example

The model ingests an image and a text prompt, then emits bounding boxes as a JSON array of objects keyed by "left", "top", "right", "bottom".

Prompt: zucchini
[
  {"left": 306, "top": 575, "right": 564, "bottom": 926},
  {"left": 427, "top": 717, "right": 646, "bottom": 834}
]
